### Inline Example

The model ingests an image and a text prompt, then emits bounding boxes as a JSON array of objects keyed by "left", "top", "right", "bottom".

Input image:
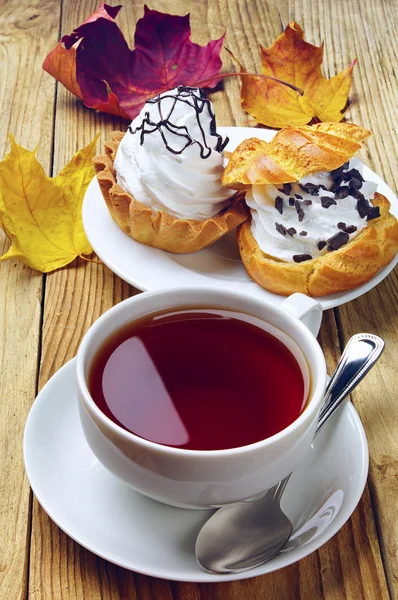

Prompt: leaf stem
[
  {"left": 196, "top": 72, "right": 304, "bottom": 96},
  {"left": 79, "top": 254, "right": 103, "bottom": 265}
]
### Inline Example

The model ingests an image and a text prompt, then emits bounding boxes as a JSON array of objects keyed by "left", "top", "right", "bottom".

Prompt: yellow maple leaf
[
  {"left": 236, "top": 22, "right": 355, "bottom": 128},
  {"left": 0, "top": 134, "right": 98, "bottom": 272}
]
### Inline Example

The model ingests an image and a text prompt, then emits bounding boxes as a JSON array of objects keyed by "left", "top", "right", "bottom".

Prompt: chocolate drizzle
[{"left": 128, "top": 86, "right": 228, "bottom": 159}]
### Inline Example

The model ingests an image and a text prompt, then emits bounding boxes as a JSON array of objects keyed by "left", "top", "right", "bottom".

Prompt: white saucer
[
  {"left": 24, "top": 359, "right": 369, "bottom": 582},
  {"left": 83, "top": 126, "right": 398, "bottom": 311}
]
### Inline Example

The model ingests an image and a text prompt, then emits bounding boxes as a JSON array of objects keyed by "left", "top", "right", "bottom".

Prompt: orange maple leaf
[
  {"left": 43, "top": 4, "right": 129, "bottom": 118},
  {"left": 234, "top": 22, "right": 356, "bottom": 128},
  {"left": 43, "top": 4, "right": 225, "bottom": 120}
]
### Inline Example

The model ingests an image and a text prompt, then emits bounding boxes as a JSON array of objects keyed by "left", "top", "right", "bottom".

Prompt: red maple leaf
[{"left": 43, "top": 4, "right": 225, "bottom": 120}]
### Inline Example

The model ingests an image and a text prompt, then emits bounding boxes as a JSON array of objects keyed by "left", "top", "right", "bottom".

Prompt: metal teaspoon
[{"left": 195, "top": 333, "right": 384, "bottom": 574}]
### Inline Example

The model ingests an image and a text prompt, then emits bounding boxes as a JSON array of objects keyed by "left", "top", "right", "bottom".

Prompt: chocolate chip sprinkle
[
  {"left": 327, "top": 231, "right": 349, "bottom": 250},
  {"left": 321, "top": 196, "right": 337, "bottom": 208},
  {"left": 275, "top": 196, "right": 284, "bottom": 214},
  {"left": 349, "top": 177, "right": 363, "bottom": 190},
  {"left": 275, "top": 222, "right": 287, "bottom": 236},
  {"left": 293, "top": 254, "right": 313, "bottom": 263},
  {"left": 331, "top": 167, "right": 343, "bottom": 176},
  {"left": 277, "top": 183, "right": 292, "bottom": 195},
  {"left": 334, "top": 186, "right": 350, "bottom": 199},
  {"left": 349, "top": 186, "right": 363, "bottom": 199},
  {"left": 295, "top": 200, "right": 305, "bottom": 222},
  {"left": 367, "top": 206, "right": 381, "bottom": 221},
  {"left": 303, "top": 200, "right": 312, "bottom": 206},
  {"left": 318, "top": 241, "right": 327, "bottom": 250},
  {"left": 295, "top": 194, "right": 303, "bottom": 200},
  {"left": 299, "top": 182, "right": 320, "bottom": 196},
  {"left": 299, "top": 230, "right": 308, "bottom": 236},
  {"left": 330, "top": 176, "right": 343, "bottom": 192},
  {"left": 350, "top": 168, "right": 363, "bottom": 180},
  {"left": 343, "top": 168, "right": 364, "bottom": 190},
  {"left": 357, "top": 197, "right": 371, "bottom": 218},
  {"left": 331, "top": 161, "right": 350, "bottom": 176},
  {"left": 289, "top": 198, "right": 295, "bottom": 207},
  {"left": 287, "top": 227, "right": 297, "bottom": 235},
  {"left": 338, "top": 222, "right": 357, "bottom": 234}
]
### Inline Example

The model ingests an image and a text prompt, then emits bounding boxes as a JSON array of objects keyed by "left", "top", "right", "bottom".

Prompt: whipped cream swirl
[
  {"left": 114, "top": 86, "right": 234, "bottom": 221},
  {"left": 246, "top": 159, "right": 379, "bottom": 263}
]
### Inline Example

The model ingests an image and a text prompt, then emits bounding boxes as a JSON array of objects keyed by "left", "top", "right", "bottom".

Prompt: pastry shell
[
  {"left": 93, "top": 132, "right": 248, "bottom": 253},
  {"left": 222, "top": 122, "right": 372, "bottom": 189},
  {"left": 237, "top": 192, "right": 398, "bottom": 296}
]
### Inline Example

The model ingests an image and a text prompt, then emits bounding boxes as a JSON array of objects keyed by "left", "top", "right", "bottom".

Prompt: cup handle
[{"left": 281, "top": 293, "right": 323, "bottom": 337}]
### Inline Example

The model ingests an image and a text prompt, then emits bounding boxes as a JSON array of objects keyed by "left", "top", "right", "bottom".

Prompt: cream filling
[
  {"left": 246, "top": 158, "right": 378, "bottom": 262},
  {"left": 114, "top": 87, "right": 234, "bottom": 221}
]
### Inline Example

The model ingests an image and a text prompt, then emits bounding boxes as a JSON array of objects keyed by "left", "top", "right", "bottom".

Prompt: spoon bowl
[
  {"left": 196, "top": 333, "right": 384, "bottom": 574},
  {"left": 196, "top": 486, "right": 293, "bottom": 573}
]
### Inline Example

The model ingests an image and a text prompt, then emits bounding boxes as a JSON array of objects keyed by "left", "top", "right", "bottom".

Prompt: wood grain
[
  {"left": 294, "top": 1, "right": 398, "bottom": 596},
  {"left": 0, "top": 2, "right": 60, "bottom": 600},
  {"left": 0, "top": 0, "right": 394, "bottom": 598}
]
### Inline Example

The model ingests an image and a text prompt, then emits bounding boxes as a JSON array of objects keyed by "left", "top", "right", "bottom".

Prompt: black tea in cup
[{"left": 88, "top": 309, "right": 306, "bottom": 450}]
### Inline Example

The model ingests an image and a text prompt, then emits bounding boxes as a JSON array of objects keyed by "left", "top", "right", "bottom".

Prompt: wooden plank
[
  {"left": 0, "top": 2, "right": 60, "bottom": 600},
  {"left": 28, "top": 0, "right": 138, "bottom": 598},
  {"left": 305, "top": 1, "right": 398, "bottom": 597},
  {"left": 278, "top": 4, "right": 398, "bottom": 595},
  {"left": 27, "top": 0, "right": 392, "bottom": 598},
  {"left": 337, "top": 291, "right": 398, "bottom": 600}
]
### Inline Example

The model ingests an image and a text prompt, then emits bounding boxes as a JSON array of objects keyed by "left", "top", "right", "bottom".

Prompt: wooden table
[{"left": 1, "top": 0, "right": 397, "bottom": 598}]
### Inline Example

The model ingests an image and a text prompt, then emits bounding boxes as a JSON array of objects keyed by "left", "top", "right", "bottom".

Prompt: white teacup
[{"left": 76, "top": 288, "right": 326, "bottom": 509}]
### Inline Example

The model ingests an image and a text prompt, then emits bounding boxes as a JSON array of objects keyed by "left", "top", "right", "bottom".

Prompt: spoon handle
[
  {"left": 316, "top": 333, "right": 384, "bottom": 434},
  {"left": 272, "top": 334, "right": 384, "bottom": 503}
]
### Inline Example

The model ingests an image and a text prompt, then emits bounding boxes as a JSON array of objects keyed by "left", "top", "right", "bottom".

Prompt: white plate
[
  {"left": 83, "top": 127, "right": 398, "bottom": 311},
  {"left": 24, "top": 359, "right": 368, "bottom": 582}
]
